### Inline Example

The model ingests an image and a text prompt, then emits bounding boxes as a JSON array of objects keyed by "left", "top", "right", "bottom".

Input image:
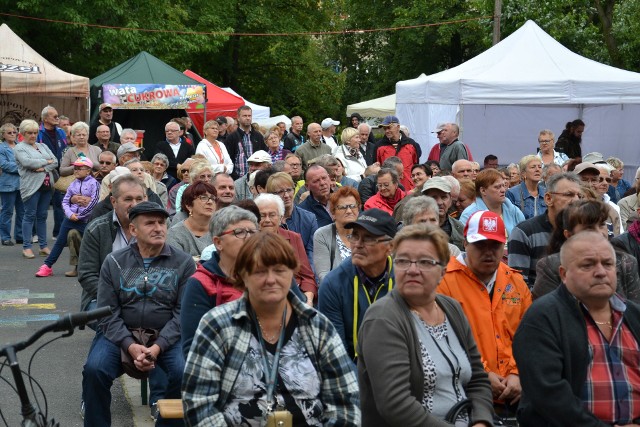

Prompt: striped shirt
[
  {"left": 581, "top": 297, "right": 640, "bottom": 424},
  {"left": 182, "top": 291, "right": 360, "bottom": 426},
  {"left": 507, "top": 212, "right": 553, "bottom": 289}
]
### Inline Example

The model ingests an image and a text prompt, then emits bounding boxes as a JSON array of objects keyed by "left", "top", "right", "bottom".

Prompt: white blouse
[{"left": 195, "top": 138, "right": 234, "bottom": 174}]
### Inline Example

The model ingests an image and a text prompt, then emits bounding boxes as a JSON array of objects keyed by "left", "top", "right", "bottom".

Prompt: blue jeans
[
  {"left": 82, "top": 334, "right": 184, "bottom": 427},
  {"left": 44, "top": 218, "right": 86, "bottom": 268},
  {"left": 22, "top": 188, "right": 53, "bottom": 250},
  {"left": 52, "top": 190, "right": 64, "bottom": 237},
  {"left": 0, "top": 190, "right": 24, "bottom": 241}
]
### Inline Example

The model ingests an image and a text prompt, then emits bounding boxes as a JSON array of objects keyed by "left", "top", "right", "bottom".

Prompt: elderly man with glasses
[
  {"left": 153, "top": 121, "right": 195, "bottom": 180},
  {"left": 318, "top": 208, "right": 397, "bottom": 360},
  {"left": 508, "top": 172, "right": 583, "bottom": 288}
]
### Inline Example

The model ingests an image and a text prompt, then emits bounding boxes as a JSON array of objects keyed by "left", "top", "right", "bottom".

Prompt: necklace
[
  {"left": 411, "top": 301, "right": 441, "bottom": 326},
  {"left": 257, "top": 315, "right": 284, "bottom": 344},
  {"left": 594, "top": 319, "right": 612, "bottom": 330}
]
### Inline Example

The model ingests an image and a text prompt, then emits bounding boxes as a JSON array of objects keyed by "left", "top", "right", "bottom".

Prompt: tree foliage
[{"left": 3, "top": 0, "right": 640, "bottom": 121}]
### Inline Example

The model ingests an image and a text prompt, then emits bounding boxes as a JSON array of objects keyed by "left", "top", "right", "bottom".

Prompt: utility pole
[{"left": 493, "top": 0, "right": 502, "bottom": 45}]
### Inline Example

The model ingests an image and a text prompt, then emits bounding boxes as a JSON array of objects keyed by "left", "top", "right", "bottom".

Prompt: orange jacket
[{"left": 437, "top": 256, "right": 532, "bottom": 378}]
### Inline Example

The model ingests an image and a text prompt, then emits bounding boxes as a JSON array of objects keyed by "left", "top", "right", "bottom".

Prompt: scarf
[
  {"left": 384, "top": 188, "right": 406, "bottom": 211},
  {"left": 628, "top": 219, "right": 640, "bottom": 243}
]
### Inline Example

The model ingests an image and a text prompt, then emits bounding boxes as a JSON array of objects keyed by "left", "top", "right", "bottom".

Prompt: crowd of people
[{"left": 2, "top": 104, "right": 640, "bottom": 427}]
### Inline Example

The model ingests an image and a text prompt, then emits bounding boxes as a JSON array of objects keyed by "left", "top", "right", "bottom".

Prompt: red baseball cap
[{"left": 464, "top": 210, "right": 506, "bottom": 244}]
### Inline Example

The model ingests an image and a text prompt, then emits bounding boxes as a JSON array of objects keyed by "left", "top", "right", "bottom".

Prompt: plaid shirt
[
  {"left": 234, "top": 132, "right": 254, "bottom": 177},
  {"left": 182, "top": 291, "right": 361, "bottom": 426},
  {"left": 269, "top": 147, "right": 290, "bottom": 163},
  {"left": 581, "top": 296, "right": 640, "bottom": 424}
]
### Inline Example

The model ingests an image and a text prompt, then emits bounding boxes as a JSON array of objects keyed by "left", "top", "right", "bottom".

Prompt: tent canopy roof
[
  {"left": 346, "top": 94, "right": 396, "bottom": 118},
  {"left": 183, "top": 70, "right": 244, "bottom": 115},
  {"left": 396, "top": 20, "right": 640, "bottom": 105},
  {"left": 221, "top": 87, "right": 270, "bottom": 120},
  {"left": 0, "top": 23, "right": 89, "bottom": 98},
  {"left": 90, "top": 51, "right": 200, "bottom": 87}
]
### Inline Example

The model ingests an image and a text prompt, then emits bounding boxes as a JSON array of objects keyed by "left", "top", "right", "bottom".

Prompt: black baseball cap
[
  {"left": 345, "top": 208, "right": 397, "bottom": 237},
  {"left": 128, "top": 201, "right": 169, "bottom": 222}
]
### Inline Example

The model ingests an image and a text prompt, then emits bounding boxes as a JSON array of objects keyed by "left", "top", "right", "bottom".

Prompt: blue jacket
[
  {"left": 506, "top": 182, "right": 547, "bottom": 220},
  {"left": 0, "top": 142, "right": 20, "bottom": 192},
  {"left": 298, "top": 193, "right": 333, "bottom": 228},
  {"left": 37, "top": 124, "right": 67, "bottom": 163},
  {"left": 318, "top": 256, "right": 395, "bottom": 359},
  {"left": 460, "top": 196, "right": 525, "bottom": 235},
  {"left": 286, "top": 205, "right": 318, "bottom": 269}
]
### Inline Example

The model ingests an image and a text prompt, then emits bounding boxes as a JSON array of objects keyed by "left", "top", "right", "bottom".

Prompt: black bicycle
[{"left": 0, "top": 307, "right": 112, "bottom": 427}]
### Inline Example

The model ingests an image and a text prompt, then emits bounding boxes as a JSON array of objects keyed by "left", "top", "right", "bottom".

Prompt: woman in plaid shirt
[{"left": 182, "top": 232, "right": 360, "bottom": 426}]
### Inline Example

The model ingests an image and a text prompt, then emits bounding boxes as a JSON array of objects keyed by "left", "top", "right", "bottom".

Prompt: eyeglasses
[
  {"left": 394, "top": 258, "right": 442, "bottom": 271},
  {"left": 218, "top": 228, "right": 258, "bottom": 239},
  {"left": 538, "top": 139, "right": 552, "bottom": 144},
  {"left": 287, "top": 162, "right": 301, "bottom": 168},
  {"left": 376, "top": 182, "right": 394, "bottom": 189},
  {"left": 3, "top": 131, "right": 17, "bottom": 135},
  {"left": 197, "top": 195, "right": 216, "bottom": 203},
  {"left": 260, "top": 212, "right": 281, "bottom": 220},
  {"left": 548, "top": 191, "right": 584, "bottom": 199},
  {"left": 346, "top": 234, "right": 392, "bottom": 246},
  {"left": 336, "top": 204, "right": 358, "bottom": 211},
  {"left": 272, "top": 188, "right": 294, "bottom": 196},
  {"left": 99, "top": 161, "right": 113, "bottom": 165}
]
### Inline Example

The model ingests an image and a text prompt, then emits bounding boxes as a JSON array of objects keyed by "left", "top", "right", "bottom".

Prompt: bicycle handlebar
[
  {"left": 0, "top": 307, "right": 112, "bottom": 426},
  {"left": 0, "top": 306, "right": 112, "bottom": 357}
]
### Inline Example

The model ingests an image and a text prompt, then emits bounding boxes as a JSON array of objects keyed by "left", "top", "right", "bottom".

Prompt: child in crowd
[{"left": 35, "top": 157, "right": 99, "bottom": 277}]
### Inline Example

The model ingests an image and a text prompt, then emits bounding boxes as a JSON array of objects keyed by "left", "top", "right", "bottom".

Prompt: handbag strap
[
  {"left": 329, "top": 224, "right": 336, "bottom": 270},
  {"left": 444, "top": 398, "right": 472, "bottom": 424}
]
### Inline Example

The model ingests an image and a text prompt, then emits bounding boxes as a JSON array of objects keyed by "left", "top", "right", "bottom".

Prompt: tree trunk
[{"left": 593, "top": 0, "right": 622, "bottom": 67}]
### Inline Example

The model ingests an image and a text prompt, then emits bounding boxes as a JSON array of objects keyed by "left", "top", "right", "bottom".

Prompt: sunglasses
[{"left": 99, "top": 161, "right": 113, "bottom": 165}]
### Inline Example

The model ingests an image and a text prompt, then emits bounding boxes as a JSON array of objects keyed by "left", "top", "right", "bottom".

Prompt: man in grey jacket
[
  {"left": 77, "top": 175, "right": 147, "bottom": 313},
  {"left": 81, "top": 201, "right": 195, "bottom": 427}
]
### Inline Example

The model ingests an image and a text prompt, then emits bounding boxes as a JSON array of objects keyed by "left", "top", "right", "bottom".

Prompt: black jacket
[
  {"left": 223, "top": 128, "right": 267, "bottom": 180},
  {"left": 514, "top": 284, "right": 640, "bottom": 426},
  {"left": 152, "top": 140, "right": 195, "bottom": 179}
]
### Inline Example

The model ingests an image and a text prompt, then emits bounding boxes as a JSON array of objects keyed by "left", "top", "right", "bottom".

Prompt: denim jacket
[{"left": 0, "top": 142, "right": 20, "bottom": 192}]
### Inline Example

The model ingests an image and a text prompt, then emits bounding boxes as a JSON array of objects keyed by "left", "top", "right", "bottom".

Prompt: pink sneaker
[{"left": 35, "top": 265, "right": 53, "bottom": 277}]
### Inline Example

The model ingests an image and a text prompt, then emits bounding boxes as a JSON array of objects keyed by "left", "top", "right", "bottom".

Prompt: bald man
[
  {"left": 452, "top": 159, "right": 474, "bottom": 180},
  {"left": 514, "top": 231, "right": 640, "bottom": 426},
  {"left": 294, "top": 123, "right": 331, "bottom": 170}
]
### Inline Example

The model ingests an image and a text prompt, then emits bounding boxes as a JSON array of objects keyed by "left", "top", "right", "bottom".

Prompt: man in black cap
[
  {"left": 81, "top": 201, "right": 195, "bottom": 426},
  {"left": 318, "top": 208, "right": 397, "bottom": 360}
]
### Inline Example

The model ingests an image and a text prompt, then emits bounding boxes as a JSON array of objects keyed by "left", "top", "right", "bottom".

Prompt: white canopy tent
[
  {"left": 346, "top": 94, "right": 396, "bottom": 118},
  {"left": 396, "top": 20, "right": 640, "bottom": 175},
  {"left": 254, "top": 114, "right": 291, "bottom": 130},
  {"left": 221, "top": 87, "right": 270, "bottom": 119}
]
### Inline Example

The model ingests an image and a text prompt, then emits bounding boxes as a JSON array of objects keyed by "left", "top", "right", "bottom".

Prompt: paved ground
[{"left": 0, "top": 211, "right": 154, "bottom": 426}]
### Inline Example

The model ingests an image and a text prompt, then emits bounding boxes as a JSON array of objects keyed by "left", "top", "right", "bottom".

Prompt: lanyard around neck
[
  {"left": 249, "top": 306, "right": 287, "bottom": 411},
  {"left": 352, "top": 256, "right": 393, "bottom": 358}
]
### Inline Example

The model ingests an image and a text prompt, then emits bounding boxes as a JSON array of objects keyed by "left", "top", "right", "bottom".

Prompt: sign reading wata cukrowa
[{"left": 102, "top": 84, "right": 205, "bottom": 109}]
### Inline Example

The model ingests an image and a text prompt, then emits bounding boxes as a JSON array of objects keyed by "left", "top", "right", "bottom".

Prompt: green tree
[{"left": 335, "top": 0, "right": 493, "bottom": 108}]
